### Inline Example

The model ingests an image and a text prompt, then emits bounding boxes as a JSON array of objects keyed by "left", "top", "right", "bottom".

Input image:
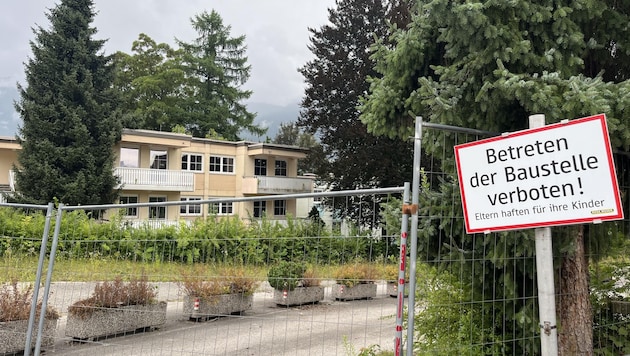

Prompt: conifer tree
[
  {"left": 14, "top": 0, "right": 121, "bottom": 207},
  {"left": 298, "top": 0, "right": 414, "bottom": 193},
  {"left": 177, "top": 10, "right": 264, "bottom": 140},
  {"left": 361, "top": 1, "right": 630, "bottom": 353}
]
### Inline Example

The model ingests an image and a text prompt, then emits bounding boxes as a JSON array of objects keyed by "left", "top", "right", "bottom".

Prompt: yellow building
[
  {"left": 1, "top": 129, "right": 313, "bottom": 222},
  {"left": 0, "top": 136, "right": 19, "bottom": 203}
]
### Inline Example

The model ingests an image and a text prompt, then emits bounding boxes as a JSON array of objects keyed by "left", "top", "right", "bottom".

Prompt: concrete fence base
[
  {"left": 65, "top": 302, "right": 167, "bottom": 340},
  {"left": 273, "top": 287, "right": 324, "bottom": 306},
  {"left": 0, "top": 318, "right": 58, "bottom": 355}
]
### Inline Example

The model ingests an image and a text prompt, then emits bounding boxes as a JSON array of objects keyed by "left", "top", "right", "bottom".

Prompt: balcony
[
  {"left": 115, "top": 167, "right": 194, "bottom": 192},
  {"left": 242, "top": 176, "right": 313, "bottom": 195}
]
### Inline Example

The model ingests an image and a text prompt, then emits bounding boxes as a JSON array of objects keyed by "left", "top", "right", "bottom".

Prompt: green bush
[
  {"left": 1, "top": 207, "right": 390, "bottom": 266},
  {"left": 411, "top": 263, "right": 506, "bottom": 355},
  {"left": 267, "top": 261, "right": 307, "bottom": 291}
]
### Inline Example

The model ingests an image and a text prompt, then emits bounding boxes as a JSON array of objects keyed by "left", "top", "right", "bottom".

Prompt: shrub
[
  {"left": 68, "top": 275, "right": 157, "bottom": 319},
  {"left": 268, "top": 261, "right": 307, "bottom": 290},
  {"left": 180, "top": 266, "right": 259, "bottom": 300},
  {"left": 301, "top": 267, "right": 321, "bottom": 288},
  {"left": 334, "top": 263, "right": 378, "bottom": 287},
  {"left": 0, "top": 280, "right": 59, "bottom": 322}
]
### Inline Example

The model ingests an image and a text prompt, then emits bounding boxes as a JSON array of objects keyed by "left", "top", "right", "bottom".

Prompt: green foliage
[
  {"left": 15, "top": 0, "right": 122, "bottom": 207},
  {"left": 297, "top": 0, "right": 414, "bottom": 222},
  {"left": 113, "top": 34, "right": 186, "bottom": 131},
  {"left": 1, "top": 207, "right": 387, "bottom": 270},
  {"left": 0, "top": 208, "right": 47, "bottom": 257},
  {"left": 412, "top": 264, "right": 508, "bottom": 355},
  {"left": 115, "top": 11, "right": 264, "bottom": 140},
  {"left": 267, "top": 261, "right": 307, "bottom": 291},
  {"left": 361, "top": 0, "right": 630, "bottom": 353}
]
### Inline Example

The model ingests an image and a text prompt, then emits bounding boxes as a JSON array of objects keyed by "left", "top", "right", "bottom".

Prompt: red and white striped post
[{"left": 395, "top": 182, "right": 411, "bottom": 356}]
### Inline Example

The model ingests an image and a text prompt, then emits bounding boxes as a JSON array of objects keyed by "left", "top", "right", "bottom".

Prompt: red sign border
[{"left": 454, "top": 114, "right": 623, "bottom": 234}]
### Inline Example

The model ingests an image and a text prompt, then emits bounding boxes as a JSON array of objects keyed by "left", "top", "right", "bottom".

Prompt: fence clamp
[
  {"left": 402, "top": 204, "right": 418, "bottom": 215},
  {"left": 540, "top": 321, "right": 556, "bottom": 336}
]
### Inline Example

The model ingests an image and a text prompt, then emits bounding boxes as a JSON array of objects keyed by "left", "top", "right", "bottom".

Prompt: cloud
[{"left": 0, "top": 0, "right": 335, "bottom": 135}]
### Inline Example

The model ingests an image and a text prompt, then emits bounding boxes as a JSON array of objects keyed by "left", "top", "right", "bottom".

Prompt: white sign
[{"left": 454, "top": 114, "right": 623, "bottom": 233}]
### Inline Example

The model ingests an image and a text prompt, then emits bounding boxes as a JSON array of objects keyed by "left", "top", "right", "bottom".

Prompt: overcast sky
[{"left": 0, "top": 0, "right": 336, "bottom": 136}]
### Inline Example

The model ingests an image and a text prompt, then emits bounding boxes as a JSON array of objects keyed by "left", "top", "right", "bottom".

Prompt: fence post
[
  {"left": 529, "top": 114, "right": 559, "bottom": 355},
  {"left": 24, "top": 202, "right": 54, "bottom": 356},
  {"left": 405, "top": 117, "right": 423, "bottom": 356},
  {"left": 395, "top": 182, "right": 411, "bottom": 355},
  {"left": 33, "top": 204, "right": 64, "bottom": 356}
]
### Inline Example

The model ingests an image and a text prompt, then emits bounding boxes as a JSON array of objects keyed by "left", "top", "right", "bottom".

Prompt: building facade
[
  {"left": 0, "top": 137, "right": 19, "bottom": 203},
  {"left": 1, "top": 129, "right": 314, "bottom": 223}
]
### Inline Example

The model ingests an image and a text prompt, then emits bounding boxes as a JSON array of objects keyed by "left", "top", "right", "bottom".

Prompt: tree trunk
[{"left": 558, "top": 225, "right": 593, "bottom": 355}]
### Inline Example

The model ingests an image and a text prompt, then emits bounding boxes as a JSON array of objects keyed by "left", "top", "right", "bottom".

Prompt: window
[
  {"left": 209, "top": 156, "right": 235, "bottom": 173},
  {"left": 209, "top": 201, "right": 234, "bottom": 215},
  {"left": 119, "top": 196, "right": 138, "bottom": 217},
  {"left": 275, "top": 160, "right": 287, "bottom": 176},
  {"left": 149, "top": 196, "right": 166, "bottom": 219},
  {"left": 254, "top": 159, "right": 267, "bottom": 176},
  {"left": 150, "top": 150, "right": 168, "bottom": 169},
  {"left": 274, "top": 200, "right": 286, "bottom": 216},
  {"left": 181, "top": 153, "right": 203, "bottom": 171},
  {"left": 180, "top": 197, "right": 202, "bottom": 215},
  {"left": 253, "top": 201, "right": 266, "bottom": 218},
  {"left": 120, "top": 147, "right": 139, "bottom": 168}
]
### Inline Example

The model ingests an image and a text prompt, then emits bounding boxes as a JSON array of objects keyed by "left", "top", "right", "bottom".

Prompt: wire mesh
[
  {"left": 1, "top": 189, "right": 404, "bottom": 355},
  {"left": 2, "top": 130, "right": 629, "bottom": 355}
]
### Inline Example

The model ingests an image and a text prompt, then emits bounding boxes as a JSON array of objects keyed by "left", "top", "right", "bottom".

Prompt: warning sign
[{"left": 454, "top": 114, "right": 623, "bottom": 233}]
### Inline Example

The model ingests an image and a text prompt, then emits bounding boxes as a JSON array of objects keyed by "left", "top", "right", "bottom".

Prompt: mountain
[
  {"left": 241, "top": 101, "right": 301, "bottom": 142},
  {"left": 0, "top": 87, "right": 20, "bottom": 137}
]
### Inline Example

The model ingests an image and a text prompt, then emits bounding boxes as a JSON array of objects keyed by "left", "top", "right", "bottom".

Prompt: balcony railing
[
  {"left": 115, "top": 167, "right": 194, "bottom": 192},
  {"left": 242, "top": 176, "right": 313, "bottom": 195}
]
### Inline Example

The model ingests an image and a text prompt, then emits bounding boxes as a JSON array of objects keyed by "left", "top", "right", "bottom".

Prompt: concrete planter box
[
  {"left": 0, "top": 318, "right": 58, "bottom": 355},
  {"left": 333, "top": 283, "right": 377, "bottom": 301},
  {"left": 273, "top": 287, "right": 324, "bottom": 306},
  {"left": 184, "top": 293, "right": 253, "bottom": 321},
  {"left": 65, "top": 302, "right": 167, "bottom": 340},
  {"left": 387, "top": 282, "right": 410, "bottom": 297}
]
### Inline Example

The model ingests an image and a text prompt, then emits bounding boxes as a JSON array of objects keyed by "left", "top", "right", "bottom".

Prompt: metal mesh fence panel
[
  {"left": 409, "top": 126, "right": 630, "bottom": 356},
  {"left": 0, "top": 203, "right": 55, "bottom": 356},
  {"left": 3, "top": 131, "right": 629, "bottom": 355},
  {"left": 17, "top": 189, "right": 405, "bottom": 355}
]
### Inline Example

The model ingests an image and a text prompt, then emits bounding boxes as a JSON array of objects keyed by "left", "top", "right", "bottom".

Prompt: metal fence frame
[
  {"left": 11, "top": 186, "right": 407, "bottom": 355},
  {"left": 3, "top": 116, "right": 628, "bottom": 355}
]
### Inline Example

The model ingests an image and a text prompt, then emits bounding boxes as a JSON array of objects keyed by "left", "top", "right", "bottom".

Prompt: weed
[
  {"left": 0, "top": 280, "right": 59, "bottom": 322},
  {"left": 180, "top": 265, "right": 259, "bottom": 300},
  {"left": 68, "top": 274, "right": 157, "bottom": 319}
]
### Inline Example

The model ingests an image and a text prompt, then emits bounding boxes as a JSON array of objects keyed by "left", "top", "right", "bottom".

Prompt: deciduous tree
[
  {"left": 113, "top": 34, "right": 186, "bottom": 131},
  {"left": 114, "top": 11, "right": 264, "bottom": 141}
]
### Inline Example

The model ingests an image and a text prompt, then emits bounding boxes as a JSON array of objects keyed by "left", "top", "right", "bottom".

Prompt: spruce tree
[
  {"left": 14, "top": 0, "right": 121, "bottom": 207},
  {"left": 361, "top": 0, "right": 630, "bottom": 353}
]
